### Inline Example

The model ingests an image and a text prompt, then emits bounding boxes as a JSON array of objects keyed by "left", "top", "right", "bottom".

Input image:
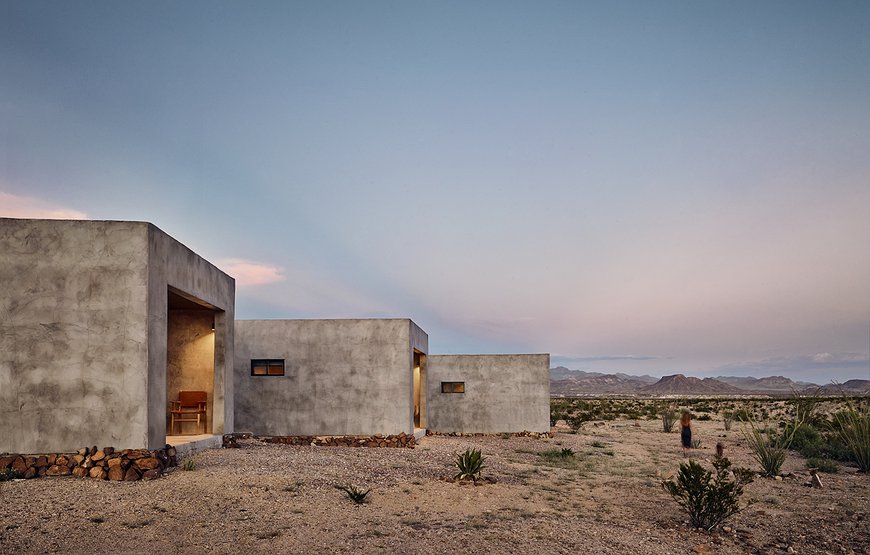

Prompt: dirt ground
[{"left": 1, "top": 419, "right": 868, "bottom": 554}]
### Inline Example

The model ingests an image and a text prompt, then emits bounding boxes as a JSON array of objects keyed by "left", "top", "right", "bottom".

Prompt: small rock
[{"left": 775, "top": 475, "right": 783, "bottom": 481}]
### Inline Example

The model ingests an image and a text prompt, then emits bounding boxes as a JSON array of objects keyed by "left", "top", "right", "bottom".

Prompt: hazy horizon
[{"left": 2, "top": 2, "right": 869, "bottom": 384}]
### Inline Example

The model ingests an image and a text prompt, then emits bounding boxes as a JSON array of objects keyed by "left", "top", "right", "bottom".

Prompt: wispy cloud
[
  {"left": 218, "top": 258, "right": 285, "bottom": 286},
  {"left": 711, "top": 353, "right": 869, "bottom": 380},
  {"left": 0, "top": 192, "right": 87, "bottom": 219},
  {"left": 553, "top": 354, "right": 669, "bottom": 364}
]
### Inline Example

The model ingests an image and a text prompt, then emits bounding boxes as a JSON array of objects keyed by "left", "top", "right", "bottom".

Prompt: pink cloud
[
  {"left": 0, "top": 192, "right": 88, "bottom": 219},
  {"left": 218, "top": 258, "right": 285, "bottom": 286}
]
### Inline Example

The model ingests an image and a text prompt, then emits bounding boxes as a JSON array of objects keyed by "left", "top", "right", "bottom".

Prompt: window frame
[
  {"left": 441, "top": 381, "right": 465, "bottom": 393},
  {"left": 251, "top": 359, "right": 285, "bottom": 377}
]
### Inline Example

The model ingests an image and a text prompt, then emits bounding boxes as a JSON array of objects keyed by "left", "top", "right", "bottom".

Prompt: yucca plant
[
  {"left": 662, "top": 456, "right": 754, "bottom": 531},
  {"left": 661, "top": 409, "right": 678, "bottom": 433},
  {"left": 828, "top": 404, "right": 870, "bottom": 473},
  {"left": 454, "top": 448, "right": 485, "bottom": 482},
  {"left": 742, "top": 418, "right": 801, "bottom": 477},
  {"left": 335, "top": 484, "right": 371, "bottom": 504},
  {"left": 722, "top": 411, "right": 734, "bottom": 431}
]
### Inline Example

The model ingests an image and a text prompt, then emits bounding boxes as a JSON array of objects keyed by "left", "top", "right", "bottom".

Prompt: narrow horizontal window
[
  {"left": 251, "top": 359, "right": 284, "bottom": 376},
  {"left": 441, "top": 381, "right": 465, "bottom": 393}
]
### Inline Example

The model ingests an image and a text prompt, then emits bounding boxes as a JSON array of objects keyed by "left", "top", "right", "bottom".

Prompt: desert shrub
[
  {"left": 454, "top": 448, "right": 485, "bottom": 482},
  {"left": 733, "top": 407, "right": 753, "bottom": 422},
  {"left": 692, "top": 439, "right": 702, "bottom": 449},
  {"left": 569, "top": 412, "right": 594, "bottom": 430},
  {"left": 540, "top": 448, "right": 575, "bottom": 461},
  {"left": 181, "top": 457, "right": 196, "bottom": 471},
  {"left": 0, "top": 468, "right": 22, "bottom": 481},
  {"left": 661, "top": 409, "right": 678, "bottom": 433},
  {"left": 742, "top": 419, "right": 800, "bottom": 476},
  {"left": 806, "top": 457, "right": 839, "bottom": 473},
  {"left": 828, "top": 404, "right": 870, "bottom": 473},
  {"left": 696, "top": 414, "right": 712, "bottom": 421},
  {"left": 335, "top": 484, "right": 370, "bottom": 504},
  {"left": 662, "top": 456, "right": 754, "bottom": 531}
]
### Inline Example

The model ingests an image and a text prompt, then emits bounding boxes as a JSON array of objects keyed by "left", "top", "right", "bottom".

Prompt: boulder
[
  {"left": 107, "top": 465, "right": 125, "bottom": 481},
  {"left": 46, "top": 465, "right": 71, "bottom": 476},
  {"left": 135, "top": 457, "right": 162, "bottom": 471},
  {"left": 141, "top": 469, "right": 161, "bottom": 481}
]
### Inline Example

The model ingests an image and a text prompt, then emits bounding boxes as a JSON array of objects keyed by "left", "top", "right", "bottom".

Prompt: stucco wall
[
  {"left": 146, "top": 224, "right": 235, "bottom": 449},
  {"left": 0, "top": 218, "right": 235, "bottom": 454},
  {"left": 426, "top": 354, "right": 550, "bottom": 433},
  {"left": 234, "top": 319, "right": 423, "bottom": 436},
  {"left": 0, "top": 219, "right": 151, "bottom": 453}
]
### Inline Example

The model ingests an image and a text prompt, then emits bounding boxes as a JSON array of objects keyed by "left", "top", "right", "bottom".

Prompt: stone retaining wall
[
  {"left": 0, "top": 445, "right": 178, "bottom": 481},
  {"left": 425, "top": 430, "right": 554, "bottom": 439},
  {"left": 257, "top": 432, "right": 416, "bottom": 448}
]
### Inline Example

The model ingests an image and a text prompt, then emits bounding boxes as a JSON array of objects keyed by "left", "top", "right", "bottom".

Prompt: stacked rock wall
[
  {"left": 260, "top": 432, "right": 416, "bottom": 448},
  {"left": 425, "top": 430, "right": 554, "bottom": 439},
  {"left": 0, "top": 445, "right": 178, "bottom": 481}
]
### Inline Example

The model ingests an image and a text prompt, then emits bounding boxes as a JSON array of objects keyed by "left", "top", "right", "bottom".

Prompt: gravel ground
[{"left": 1, "top": 420, "right": 868, "bottom": 554}]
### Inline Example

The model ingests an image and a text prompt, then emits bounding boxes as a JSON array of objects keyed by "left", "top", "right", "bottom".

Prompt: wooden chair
[{"left": 170, "top": 390, "right": 208, "bottom": 435}]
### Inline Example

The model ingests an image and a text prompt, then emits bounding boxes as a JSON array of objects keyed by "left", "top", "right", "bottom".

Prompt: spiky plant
[
  {"left": 335, "top": 484, "right": 371, "bottom": 504},
  {"left": 454, "top": 448, "right": 485, "bottom": 482},
  {"left": 828, "top": 403, "right": 870, "bottom": 473},
  {"left": 741, "top": 418, "right": 801, "bottom": 477},
  {"left": 661, "top": 409, "right": 678, "bottom": 433},
  {"left": 722, "top": 411, "right": 734, "bottom": 431}
]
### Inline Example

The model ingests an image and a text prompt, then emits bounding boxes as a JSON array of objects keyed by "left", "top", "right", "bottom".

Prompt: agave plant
[
  {"left": 454, "top": 448, "right": 485, "bottom": 482},
  {"left": 335, "top": 484, "right": 371, "bottom": 504}
]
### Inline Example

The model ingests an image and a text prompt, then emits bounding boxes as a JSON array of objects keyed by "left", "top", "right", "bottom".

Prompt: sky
[{"left": 2, "top": 1, "right": 869, "bottom": 383}]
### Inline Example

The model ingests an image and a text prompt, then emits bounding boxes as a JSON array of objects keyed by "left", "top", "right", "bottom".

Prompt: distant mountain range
[{"left": 550, "top": 366, "right": 870, "bottom": 396}]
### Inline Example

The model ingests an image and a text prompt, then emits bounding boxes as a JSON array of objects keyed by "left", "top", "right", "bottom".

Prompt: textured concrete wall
[
  {"left": 426, "top": 354, "right": 550, "bottom": 433},
  {"left": 234, "top": 319, "right": 423, "bottom": 436},
  {"left": 146, "top": 224, "right": 235, "bottom": 449},
  {"left": 166, "top": 310, "right": 215, "bottom": 433},
  {"left": 0, "top": 218, "right": 235, "bottom": 454},
  {"left": 0, "top": 219, "right": 151, "bottom": 453}
]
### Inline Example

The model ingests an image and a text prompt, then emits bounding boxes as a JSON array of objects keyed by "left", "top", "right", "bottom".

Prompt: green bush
[
  {"left": 806, "top": 457, "right": 839, "bottom": 473},
  {"left": 662, "top": 456, "right": 754, "bottom": 531},
  {"left": 0, "top": 468, "right": 22, "bottom": 481},
  {"left": 454, "top": 448, "right": 485, "bottom": 482}
]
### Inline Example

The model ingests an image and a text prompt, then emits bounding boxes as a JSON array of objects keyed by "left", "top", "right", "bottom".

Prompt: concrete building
[
  {"left": 427, "top": 354, "right": 550, "bottom": 433},
  {"left": 234, "top": 319, "right": 428, "bottom": 436},
  {"left": 1, "top": 217, "right": 549, "bottom": 455},
  {"left": 234, "top": 320, "right": 550, "bottom": 436},
  {"left": 0, "top": 218, "right": 235, "bottom": 453}
]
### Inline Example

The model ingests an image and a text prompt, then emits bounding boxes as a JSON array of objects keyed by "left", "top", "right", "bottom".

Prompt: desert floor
[{"left": 1, "top": 419, "right": 868, "bottom": 554}]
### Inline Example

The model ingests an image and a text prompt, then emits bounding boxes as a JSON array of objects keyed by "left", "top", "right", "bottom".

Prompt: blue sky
[{"left": 2, "top": 1, "right": 869, "bottom": 382}]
